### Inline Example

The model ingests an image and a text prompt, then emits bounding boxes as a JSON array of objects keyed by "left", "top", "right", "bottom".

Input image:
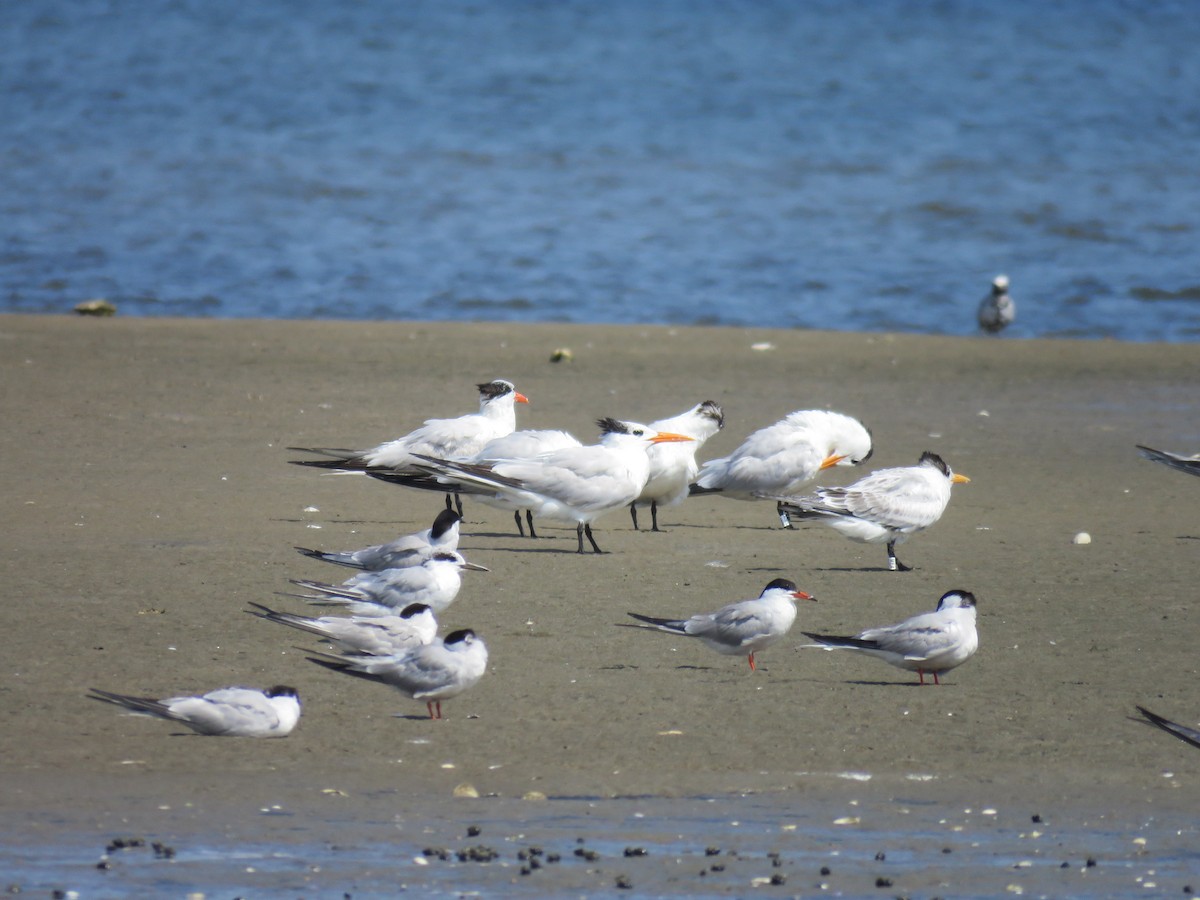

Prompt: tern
[
  {"left": 246, "top": 601, "right": 438, "bottom": 655},
  {"left": 307, "top": 628, "right": 488, "bottom": 719},
  {"left": 285, "top": 550, "right": 488, "bottom": 614},
  {"left": 1136, "top": 445, "right": 1200, "bottom": 478},
  {"left": 88, "top": 685, "right": 301, "bottom": 737},
  {"left": 289, "top": 379, "right": 529, "bottom": 514},
  {"left": 773, "top": 451, "right": 970, "bottom": 571},
  {"left": 625, "top": 578, "right": 816, "bottom": 671},
  {"left": 404, "top": 418, "right": 695, "bottom": 553},
  {"left": 294, "top": 509, "right": 461, "bottom": 571},
  {"left": 802, "top": 589, "right": 978, "bottom": 685},
  {"left": 631, "top": 400, "right": 725, "bottom": 532},
  {"left": 691, "top": 409, "right": 873, "bottom": 527},
  {"left": 369, "top": 429, "right": 584, "bottom": 538},
  {"left": 977, "top": 274, "right": 1015, "bottom": 333},
  {"left": 1134, "top": 706, "right": 1200, "bottom": 751}
]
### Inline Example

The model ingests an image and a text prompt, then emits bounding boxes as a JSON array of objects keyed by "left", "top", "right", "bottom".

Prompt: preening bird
[
  {"left": 977, "top": 274, "right": 1015, "bottom": 333},
  {"left": 288, "top": 379, "right": 529, "bottom": 514},
  {"left": 625, "top": 578, "right": 816, "bottom": 671},
  {"left": 307, "top": 628, "right": 488, "bottom": 719},
  {"left": 87, "top": 685, "right": 301, "bottom": 737},
  {"left": 400, "top": 418, "right": 695, "bottom": 553},
  {"left": 691, "top": 409, "right": 873, "bottom": 527},
  {"left": 773, "top": 451, "right": 970, "bottom": 571},
  {"left": 294, "top": 508, "right": 461, "bottom": 571},
  {"left": 801, "top": 589, "right": 978, "bottom": 685},
  {"left": 631, "top": 400, "right": 725, "bottom": 531},
  {"left": 246, "top": 601, "right": 438, "bottom": 656}
]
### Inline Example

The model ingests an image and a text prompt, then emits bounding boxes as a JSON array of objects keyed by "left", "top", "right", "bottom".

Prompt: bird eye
[{"left": 633, "top": 429, "right": 644, "bottom": 436}]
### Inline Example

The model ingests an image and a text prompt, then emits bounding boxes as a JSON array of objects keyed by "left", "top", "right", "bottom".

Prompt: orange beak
[
  {"left": 952, "top": 473, "right": 970, "bottom": 484},
  {"left": 792, "top": 590, "right": 817, "bottom": 602},
  {"left": 515, "top": 392, "right": 530, "bottom": 404},
  {"left": 818, "top": 453, "right": 846, "bottom": 470},
  {"left": 650, "top": 431, "right": 695, "bottom": 444}
]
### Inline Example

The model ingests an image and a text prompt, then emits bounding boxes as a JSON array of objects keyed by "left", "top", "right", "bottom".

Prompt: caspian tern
[
  {"left": 288, "top": 379, "right": 529, "bottom": 514},
  {"left": 801, "top": 589, "right": 978, "bottom": 685},
  {"left": 368, "top": 429, "right": 584, "bottom": 538},
  {"left": 307, "top": 628, "right": 488, "bottom": 719},
  {"left": 977, "top": 274, "right": 1015, "bottom": 334},
  {"left": 246, "top": 601, "right": 437, "bottom": 655},
  {"left": 1136, "top": 445, "right": 1200, "bottom": 478},
  {"left": 294, "top": 509, "right": 461, "bottom": 571},
  {"left": 631, "top": 400, "right": 725, "bottom": 532},
  {"left": 406, "top": 418, "right": 695, "bottom": 553},
  {"left": 285, "top": 550, "right": 488, "bottom": 614},
  {"left": 1134, "top": 706, "right": 1200, "bottom": 751},
  {"left": 625, "top": 578, "right": 816, "bottom": 671},
  {"left": 773, "top": 451, "right": 970, "bottom": 571},
  {"left": 691, "top": 409, "right": 873, "bottom": 527},
  {"left": 87, "top": 685, "right": 301, "bottom": 737}
]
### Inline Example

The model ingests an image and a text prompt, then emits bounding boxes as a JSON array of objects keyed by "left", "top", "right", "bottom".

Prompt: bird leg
[
  {"left": 886, "top": 541, "right": 912, "bottom": 572},
  {"left": 513, "top": 510, "right": 526, "bottom": 537},
  {"left": 629, "top": 502, "right": 641, "bottom": 531},
  {"left": 748, "top": 652, "right": 757, "bottom": 671},
  {"left": 525, "top": 510, "right": 537, "bottom": 538},
  {"left": 426, "top": 699, "right": 444, "bottom": 719},
  {"left": 777, "top": 501, "right": 793, "bottom": 529},
  {"left": 583, "top": 523, "right": 603, "bottom": 553},
  {"left": 453, "top": 492, "right": 464, "bottom": 517},
  {"left": 650, "top": 499, "right": 661, "bottom": 532}
]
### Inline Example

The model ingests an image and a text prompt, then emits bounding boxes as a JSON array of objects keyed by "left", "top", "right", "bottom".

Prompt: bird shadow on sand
[{"left": 843, "top": 679, "right": 955, "bottom": 687}]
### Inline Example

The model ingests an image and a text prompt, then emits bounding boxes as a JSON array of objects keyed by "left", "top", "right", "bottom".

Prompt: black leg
[
  {"left": 453, "top": 492, "right": 464, "bottom": 517},
  {"left": 444, "top": 493, "right": 453, "bottom": 511},
  {"left": 513, "top": 510, "right": 525, "bottom": 537},
  {"left": 583, "top": 523, "right": 603, "bottom": 553},
  {"left": 525, "top": 510, "right": 537, "bottom": 539},
  {"left": 650, "top": 499, "right": 661, "bottom": 532},
  {"left": 887, "top": 540, "right": 912, "bottom": 572},
  {"left": 630, "top": 501, "right": 640, "bottom": 531}
]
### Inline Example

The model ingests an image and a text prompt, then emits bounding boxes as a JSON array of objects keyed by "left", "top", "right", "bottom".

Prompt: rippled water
[{"left": 4, "top": 0, "right": 1200, "bottom": 340}]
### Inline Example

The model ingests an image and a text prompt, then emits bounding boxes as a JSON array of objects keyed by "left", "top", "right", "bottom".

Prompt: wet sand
[{"left": 2, "top": 314, "right": 1198, "bottom": 891}]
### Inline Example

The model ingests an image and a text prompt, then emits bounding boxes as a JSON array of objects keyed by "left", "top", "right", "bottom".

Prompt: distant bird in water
[
  {"left": 1136, "top": 444, "right": 1200, "bottom": 478},
  {"left": 977, "top": 275, "right": 1015, "bottom": 333}
]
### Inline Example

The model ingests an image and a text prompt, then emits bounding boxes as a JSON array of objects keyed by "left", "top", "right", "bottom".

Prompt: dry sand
[{"left": 1, "top": 314, "right": 1198, "bottom": 890}]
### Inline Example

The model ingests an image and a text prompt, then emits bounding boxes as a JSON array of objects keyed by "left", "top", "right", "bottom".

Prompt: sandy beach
[{"left": 2, "top": 314, "right": 1197, "bottom": 892}]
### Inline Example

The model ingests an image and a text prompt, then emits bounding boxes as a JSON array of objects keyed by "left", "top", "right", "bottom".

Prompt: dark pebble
[
  {"left": 771, "top": 873, "right": 786, "bottom": 886},
  {"left": 546, "top": 853, "right": 561, "bottom": 864},
  {"left": 624, "top": 847, "right": 648, "bottom": 857},
  {"left": 1031, "top": 814, "right": 1043, "bottom": 823},
  {"left": 820, "top": 866, "right": 831, "bottom": 876},
  {"left": 467, "top": 825, "right": 481, "bottom": 837},
  {"left": 705, "top": 846, "right": 721, "bottom": 856},
  {"left": 875, "top": 876, "right": 893, "bottom": 888},
  {"left": 875, "top": 851, "right": 886, "bottom": 861},
  {"left": 96, "top": 860, "right": 111, "bottom": 871},
  {"left": 710, "top": 864, "right": 725, "bottom": 872},
  {"left": 1086, "top": 858, "right": 1097, "bottom": 868},
  {"left": 615, "top": 875, "right": 634, "bottom": 890}
]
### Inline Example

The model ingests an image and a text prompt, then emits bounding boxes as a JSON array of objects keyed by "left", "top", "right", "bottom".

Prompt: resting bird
[
  {"left": 246, "top": 601, "right": 438, "bottom": 655},
  {"left": 294, "top": 509, "right": 461, "bottom": 571},
  {"left": 88, "top": 685, "right": 301, "bottom": 737},
  {"left": 1137, "top": 445, "right": 1200, "bottom": 478},
  {"left": 631, "top": 400, "right": 725, "bottom": 531},
  {"left": 802, "top": 589, "right": 978, "bottom": 685},
  {"left": 399, "top": 418, "right": 694, "bottom": 553},
  {"left": 626, "top": 578, "right": 815, "bottom": 671},
  {"left": 773, "top": 451, "right": 970, "bottom": 571},
  {"left": 692, "top": 409, "right": 873, "bottom": 527},
  {"left": 1134, "top": 706, "right": 1200, "bottom": 751},
  {"left": 288, "top": 379, "right": 529, "bottom": 514},
  {"left": 977, "top": 274, "right": 1015, "bottom": 333},
  {"left": 285, "top": 550, "right": 488, "bottom": 614},
  {"left": 307, "top": 629, "right": 488, "bottom": 720}
]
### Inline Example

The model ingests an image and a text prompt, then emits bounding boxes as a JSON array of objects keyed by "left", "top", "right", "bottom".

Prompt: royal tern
[
  {"left": 977, "top": 274, "right": 1015, "bottom": 333},
  {"left": 285, "top": 550, "right": 488, "bottom": 614},
  {"left": 307, "top": 628, "right": 488, "bottom": 719},
  {"left": 406, "top": 418, "right": 695, "bottom": 553},
  {"left": 369, "top": 429, "right": 584, "bottom": 538},
  {"left": 246, "top": 601, "right": 438, "bottom": 655},
  {"left": 87, "top": 685, "right": 301, "bottom": 737},
  {"left": 294, "top": 509, "right": 461, "bottom": 571},
  {"left": 801, "top": 589, "right": 978, "bottom": 685},
  {"left": 1136, "top": 445, "right": 1200, "bottom": 478},
  {"left": 289, "top": 379, "right": 529, "bottom": 514},
  {"left": 692, "top": 409, "right": 873, "bottom": 527},
  {"left": 1134, "top": 706, "right": 1200, "bottom": 751},
  {"left": 626, "top": 578, "right": 815, "bottom": 671},
  {"left": 774, "top": 451, "right": 970, "bottom": 571},
  {"left": 631, "top": 400, "right": 725, "bottom": 531}
]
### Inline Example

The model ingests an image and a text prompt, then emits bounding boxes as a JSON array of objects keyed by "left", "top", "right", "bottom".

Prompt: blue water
[{"left": 4, "top": 0, "right": 1200, "bottom": 340}]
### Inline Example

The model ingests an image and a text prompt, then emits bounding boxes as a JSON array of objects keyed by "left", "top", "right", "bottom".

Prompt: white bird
[
  {"left": 369, "top": 429, "right": 584, "bottom": 538},
  {"left": 87, "top": 685, "right": 301, "bottom": 737},
  {"left": 774, "top": 451, "right": 970, "bottom": 571},
  {"left": 294, "top": 509, "right": 461, "bottom": 571},
  {"left": 246, "top": 601, "right": 438, "bottom": 655},
  {"left": 285, "top": 550, "right": 488, "bottom": 614},
  {"left": 625, "top": 578, "right": 816, "bottom": 671},
  {"left": 1137, "top": 444, "right": 1200, "bottom": 478},
  {"left": 404, "top": 418, "right": 695, "bottom": 553},
  {"left": 802, "top": 589, "right": 978, "bottom": 685},
  {"left": 631, "top": 400, "right": 725, "bottom": 532},
  {"left": 307, "top": 628, "right": 488, "bottom": 719},
  {"left": 692, "top": 409, "right": 874, "bottom": 527},
  {"left": 289, "top": 379, "right": 529, "bottom": 515},
  {"left": 977, "top": 274, "right": 1015, "bottom": 333},
  {"left": 1135, "top": 706, "right": 1200, "bottom": 751}
]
